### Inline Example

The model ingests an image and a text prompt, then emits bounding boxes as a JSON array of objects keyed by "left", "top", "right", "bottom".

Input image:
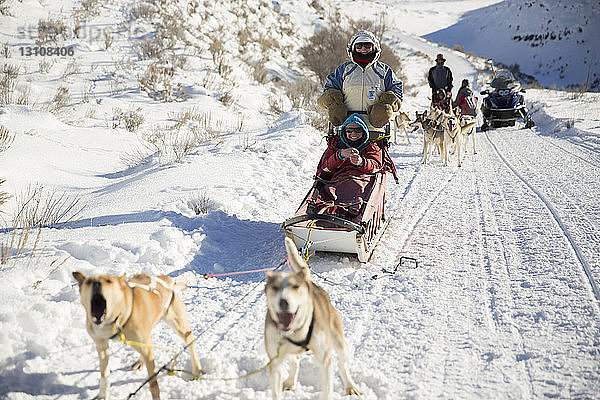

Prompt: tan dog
[
  {"left": 73, "top": 272, "right": 202, "bottom": 400},
  {"left": 392, "top": 110, "right": 411, "bottom": 144},
  {"left": 442, "top": 108, "right": 463, "bottom": 167},
  {"left": 264, "top": 238, "right": 361, "bottom": 400}
]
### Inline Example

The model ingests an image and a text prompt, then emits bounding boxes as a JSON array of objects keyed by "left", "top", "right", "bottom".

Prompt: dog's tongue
[{"left": 277, "top": 312, "right": 296, "bottom": 331}]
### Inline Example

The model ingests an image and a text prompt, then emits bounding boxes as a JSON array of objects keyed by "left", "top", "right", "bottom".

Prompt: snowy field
[{"left": 1, "top": 0, "right": 599, "bottom": 399}]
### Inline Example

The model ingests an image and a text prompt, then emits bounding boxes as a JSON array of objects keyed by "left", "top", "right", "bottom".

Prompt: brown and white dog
[
  {"left": 73, "top": 272, "right": 202, "bottom": 400},
  {"left": 264, "top": 238, "right": 361, "bottom": 400}
]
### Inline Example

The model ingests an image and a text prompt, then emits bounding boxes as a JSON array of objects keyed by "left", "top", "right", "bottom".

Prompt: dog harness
[
  {"left": 127, "top": 276, "right": 175, "bottom": 313},
  {"left": 285, "top": 312, "right": 315, "bottom": 351},
  {"left": 108, "top": 293, "right": 133, "bottom": 340}
]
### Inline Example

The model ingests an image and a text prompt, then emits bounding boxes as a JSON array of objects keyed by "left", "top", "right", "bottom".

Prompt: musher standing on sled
[
  {"left": 428, "top": 53, "right": 453, "bottom": 105},
  {"left": 316, "top": 30, "right": 404, "bottom": 137}
]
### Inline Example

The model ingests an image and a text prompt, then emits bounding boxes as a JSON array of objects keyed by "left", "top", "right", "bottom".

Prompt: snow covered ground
[{"left": 1, "top": 0, "right": 599, "bottom": 399}]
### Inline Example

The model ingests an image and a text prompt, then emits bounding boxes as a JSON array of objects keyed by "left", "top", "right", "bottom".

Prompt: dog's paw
[
  {"left": 131, "top": 359, "right": 143, "bottom": 371},
  {"left": 189, "top": 369, "right": 204, "bottom": 380},
  {"left": 345, "top": 386, "right": 362, "bottom": 396}
]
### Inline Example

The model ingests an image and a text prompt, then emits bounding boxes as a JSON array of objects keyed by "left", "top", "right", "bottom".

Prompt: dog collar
[{"left": 285, "top": 312, "right": 315, "bottom": 351}]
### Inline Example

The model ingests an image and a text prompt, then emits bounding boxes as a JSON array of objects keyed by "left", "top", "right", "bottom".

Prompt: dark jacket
[{"left": 428, "top": 65, "right": 453, "bottom": 92}]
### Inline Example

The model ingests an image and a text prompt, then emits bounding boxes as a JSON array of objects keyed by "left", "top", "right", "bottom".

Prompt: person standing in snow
[
  {"left": 316, "top": 30, "right": 403, "bottom": 137},
  {"left": 428, "top": 53, "right": 453, "bottom": 105}
]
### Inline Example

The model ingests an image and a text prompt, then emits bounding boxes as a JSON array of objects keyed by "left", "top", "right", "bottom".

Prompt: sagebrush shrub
[
  {"left": 300, "top": 17, "right": 404, "bottom": 84},
  {"left": 113, "top": 107, "right": 145, "bottom": 132},
  {"left": 139, "top": 63, "right": 188, "bottom": 102},
  {"left": 37, "top": 18, "right": 68, "bottom": 45}
]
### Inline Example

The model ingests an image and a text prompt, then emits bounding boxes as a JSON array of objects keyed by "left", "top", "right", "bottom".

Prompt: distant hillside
[{"left": 425, "top": 0, "right": 600, "bottom": 90}]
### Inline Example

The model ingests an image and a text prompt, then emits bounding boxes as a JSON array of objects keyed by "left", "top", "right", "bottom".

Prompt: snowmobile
[
  {"left": 282, "top": 125, "right": 394, "bottom": 263},
  {"left": 480, "top": 70, "right": 534, "bottom": 131}
]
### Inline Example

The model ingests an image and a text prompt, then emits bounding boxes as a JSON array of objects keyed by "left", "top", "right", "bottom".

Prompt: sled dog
[
  {"left": 421, "top": 108, "right": 446, "bottom": 165},
  {"left": 73, "top": 271, "right": 202, "bottom": 400},
  {"left": 442, "top": 108, "right": 462, "bottom": 167},
  {"left": 444, "top": 109, "right": 477, "bottom": 167},
  {"left": 392, "top": 110, "right": 412, "bottom": 144},
  {"left": 411, "top": 110, "right": 435, "bottom": 147},
  {"left": 460, "top": 115, "right": 477, "bottom": 154},
  {"left": 264, "top": 237, "right": 361, "bottom": 400}
]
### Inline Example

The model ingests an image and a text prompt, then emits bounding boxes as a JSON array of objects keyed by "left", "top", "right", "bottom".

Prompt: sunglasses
[
  {"left": 355, "top": 43, "right": 373, "bottom": 50},
  {"left": 345, "top": 127, "right": 363, "bottom": 133}
]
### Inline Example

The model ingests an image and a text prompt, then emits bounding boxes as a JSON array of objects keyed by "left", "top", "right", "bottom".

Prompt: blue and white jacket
[{"left": 323, "top": 30, "right": 403, "bottom": 133}]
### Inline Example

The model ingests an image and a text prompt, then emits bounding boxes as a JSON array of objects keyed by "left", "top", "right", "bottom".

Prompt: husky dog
[
  {"left": 460, "top": 114, "right": 477, "bottom": 154},
  {"left": 443, "top": 108, "right": 477, "bottom": 167},
  {"left": 392, "top": 110, "right": 412, "bottom": 144},
  {"left": 73, "top": 272, "right": 202, "bottom": 400},
  {"left": 421, "top": 108, "right": 446, "bottom": 165},
  {"left": 264, "top": 237, "right": 361, "bottom": 400},
  {"left": 442, "top": 108, "right": 463, "bottom": 167}
]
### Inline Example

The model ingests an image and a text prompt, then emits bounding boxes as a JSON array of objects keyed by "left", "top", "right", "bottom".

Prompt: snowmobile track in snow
[{"left": 484, "top": 132, "right": 600, "bottom": 303}]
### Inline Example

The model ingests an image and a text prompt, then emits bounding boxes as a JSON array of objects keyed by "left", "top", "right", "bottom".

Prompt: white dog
[
  {"left": 444, "top": 109, "right": 477, "bottom": 167},
  {"left": 392, "top": 110, "right": 411, "bottom": 144},
  {"left": 460, "top": 115, "right": 477, "bottom": 154},
  {"left": 264, "top": 237, "right": 361, "bottom": 400}
]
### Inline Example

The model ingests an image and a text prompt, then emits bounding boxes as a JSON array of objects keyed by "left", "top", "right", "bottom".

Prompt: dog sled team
[
  {"left": 73, "top": 237, "right": 359, "bottom": 400},
  {"left": 72, "top": 30, "right": 535, "bottom": 400}
]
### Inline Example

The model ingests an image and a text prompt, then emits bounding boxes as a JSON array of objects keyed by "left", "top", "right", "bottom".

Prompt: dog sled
[
  {"left": 283, "top": 171, "right": 389, "bottom": 263},
  {"left": 283, "top": 124, "right": 396, "bottom": 263}
]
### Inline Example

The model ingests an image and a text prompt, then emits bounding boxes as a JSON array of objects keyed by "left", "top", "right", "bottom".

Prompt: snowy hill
[
  {"left": 425, "top": 0, "right": 600, "bottom": 90},
  {"left": 1, "top": 0, "right": 600, "bottom": 399}
]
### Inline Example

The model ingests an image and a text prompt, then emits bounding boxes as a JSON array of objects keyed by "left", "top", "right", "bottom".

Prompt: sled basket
[{"left": 283, "top": 172, "right": 388, "bottom": 263}]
